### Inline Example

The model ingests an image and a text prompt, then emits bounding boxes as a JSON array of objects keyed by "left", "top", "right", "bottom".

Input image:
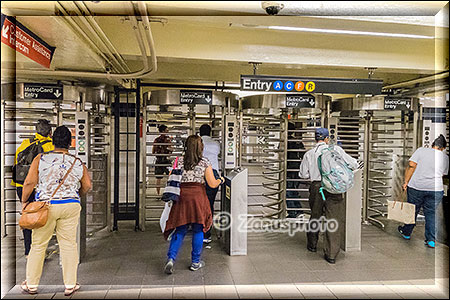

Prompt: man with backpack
[
  {"left": 11, "top": 119, "right": 54, "bottom": 257},
  {"left": 298, "top": 128, "right": 358, "bottom": 264}
]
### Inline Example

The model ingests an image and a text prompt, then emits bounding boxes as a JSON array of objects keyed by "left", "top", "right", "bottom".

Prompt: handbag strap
[
  {"left": 392, "top": 190, "right": 407, "bottom": 209},
  {"left": 50, "top": 154, "right": 80, "bottom": 199},
  {"left": 173, "top": 156, "right": 179, "bottom": 169}
]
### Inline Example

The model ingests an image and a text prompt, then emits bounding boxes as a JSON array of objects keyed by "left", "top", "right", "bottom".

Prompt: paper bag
[
  {"left": 387, "top": 200, "right": 416, "bottom": 224},
  {"left": 160, "top": 202, "right": 172, "bottom": 232}
]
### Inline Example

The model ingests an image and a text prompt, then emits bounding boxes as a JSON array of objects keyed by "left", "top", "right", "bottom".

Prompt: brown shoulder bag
[{"left": 19, "top": 155, "right": 79, "bottom": 230}]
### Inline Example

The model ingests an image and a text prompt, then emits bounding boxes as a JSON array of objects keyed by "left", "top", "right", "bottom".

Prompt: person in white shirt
[
  {"left": 299, "top": 128, "right": 358, "bottom": 264},
  {"left": 199, "top": 124, "right": 221, "bottom": 243},
  {"left": 398, "top": 134, "right": 449, "bottom": 248}
]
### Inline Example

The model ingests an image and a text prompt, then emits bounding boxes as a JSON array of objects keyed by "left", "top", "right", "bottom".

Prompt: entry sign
[
  {"left": 240, "top": 75, "right": 383, "bottom": 95},
  {"left": 180, "top": 90, "right": 213, "bottom": 104},
  {"left": 23, "top": 83, "right": 63, "bottom": 100},
  {"left": 384, "top": 97, "right": 411, "bottom": 110},
  {"left": 286, "top": 94, "right": 315, "bottom": 108},
  {"left": 1, "top": 14, "right": 56, "bottom": 68}
]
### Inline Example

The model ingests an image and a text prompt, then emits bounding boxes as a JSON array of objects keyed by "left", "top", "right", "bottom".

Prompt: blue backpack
[{"left": 317, "top": 144, "right": 354, "bottom": 199}]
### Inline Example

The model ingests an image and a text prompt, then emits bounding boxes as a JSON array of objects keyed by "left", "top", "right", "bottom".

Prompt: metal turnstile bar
[{"left": 287, "top": 129, "right": 320, "bottom": 133}]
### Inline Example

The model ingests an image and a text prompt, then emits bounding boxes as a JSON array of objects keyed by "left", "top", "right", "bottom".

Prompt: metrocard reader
[{"left": 220, "top": 168, "right": 248, "bottom": 256}]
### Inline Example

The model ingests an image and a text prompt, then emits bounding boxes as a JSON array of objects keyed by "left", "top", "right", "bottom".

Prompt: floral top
[
  {"left": 177, "top": 157, "right": 211, "bottom": 184},
  {"left": 36, "top": 153, "right": 84, "bottom": 202}
]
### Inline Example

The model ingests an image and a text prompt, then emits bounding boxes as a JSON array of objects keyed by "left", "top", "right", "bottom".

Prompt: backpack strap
[{"left": 38, "top": 140, "right": 51, "bottom": 146}]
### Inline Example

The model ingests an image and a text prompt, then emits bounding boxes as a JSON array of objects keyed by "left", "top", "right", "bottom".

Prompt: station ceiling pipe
[
  {"left": 75, "top": 1, "right": 132, "bottom": 73},
  {"left": 5, "top": 1, "right": 157, "bottom": 81},
  {"left": 57, "top": 1, "right": 130, "bottom": 74},
  {"left": 382, "top": 71, "right": 449, "bottom": 90}
]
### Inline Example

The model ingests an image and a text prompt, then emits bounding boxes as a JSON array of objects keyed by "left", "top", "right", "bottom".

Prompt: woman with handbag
[
  {"left": 20, "top": 126, "right": 92, "bottom": 296},
  {"left": 163, "top": 135, "right": 224, "bottom": 274}
]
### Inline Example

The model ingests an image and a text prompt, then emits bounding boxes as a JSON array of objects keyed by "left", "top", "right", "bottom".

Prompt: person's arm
[
  {"left": 403, "top": 161, "right": 418, "bottom": 190},
  {"left": 205, "top": 165, "right": 223, "bottom": 188},
  {"left": 79, "top": 163, "right": 92, "bottom": 196},
  {"left": 152, "top": 138, "right": 158, "bottom": 154},
  {"left": 167, "top": 136, "right": 173, "bottom": 153},
  {"left": 298, "top": 152, "right": 310, "bottom": 179},
  {"left": 337, "top": 146, "right": 358, "bottom": 170},
  {"left": 21, "top": 154, "right": 41, "bottom": 206}
]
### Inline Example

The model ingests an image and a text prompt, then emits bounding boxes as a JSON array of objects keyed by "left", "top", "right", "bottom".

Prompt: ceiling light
[{"left": 267, "top": 26, "right": 434, "bottom": 39}]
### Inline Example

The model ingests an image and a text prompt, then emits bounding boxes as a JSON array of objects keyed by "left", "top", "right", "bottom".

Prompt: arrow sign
[
  {"left": 285, "top": 94, "right": 316, "bottom": 108},
  {"left": 384, "top": 97, "right": 412, "bottom": 110},
  {"left": 180, "top": 90, "right": 213, "bottom": 105},
  {"left": 1, "top": 13, "right": 56, "bottom": 68},
  {"left": 23, "top": 83, "right": 63, "bottom": 100},
  {"left": 2, "top": 24, "right": 8, "bottom": 39}
]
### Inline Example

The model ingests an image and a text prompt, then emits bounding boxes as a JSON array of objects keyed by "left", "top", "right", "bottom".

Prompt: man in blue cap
[{"left": 299, "top": 127, "right": 358, "bottom": 264}]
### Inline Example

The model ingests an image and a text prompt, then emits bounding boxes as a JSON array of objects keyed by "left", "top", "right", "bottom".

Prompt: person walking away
[
  {"left": 199, "top": 124, "right": 221, "bottom": 243},
  {"left": 286, "top": 122, "right": 305, "bottom": 219},
  {"left": 12, "top": 119, "right": 54, "bottom": 257},
  {"left": 153, "top": 125, "right": 173, "bottom": 195},
  {"left": 299, "top": 128, "right": 358, "bottom": 264},
  {"left": 163, "top": 135, "right": 224, "bottom": 274},
  {"left": 398, "top": 134, "right": 449, "bottom": 248},
  {"left": 20, "top": 126, "right": 92, "bottom": 296}
]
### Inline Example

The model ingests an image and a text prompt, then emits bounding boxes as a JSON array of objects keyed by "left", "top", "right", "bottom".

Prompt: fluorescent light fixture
[{"left": 268, "top": 26, "right": 434, "bottom": 39}]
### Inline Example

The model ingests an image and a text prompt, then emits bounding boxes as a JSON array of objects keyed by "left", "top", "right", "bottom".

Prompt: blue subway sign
[{"left": 240, "top": 75, "right": 382, "bottom": 95}]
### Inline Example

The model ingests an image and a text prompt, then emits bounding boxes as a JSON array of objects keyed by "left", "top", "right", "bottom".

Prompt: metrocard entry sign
[
  {"left": 23, "top": 83, "right": 63, "bottom": 100},
  {"left": 286, "top": 94, "right": 315, "bottom": 108},
  {"left": 240, "top": 75, "right": 383, "bottom": 95},
  {"left": 384, "top": 97, "right": 412, "bottom": 110},
  {"left": 180, "top": 90, "right": 213, "bottom": 104},
  {"left": 1, "top": 14, "right": 55, "bottom": 68}
]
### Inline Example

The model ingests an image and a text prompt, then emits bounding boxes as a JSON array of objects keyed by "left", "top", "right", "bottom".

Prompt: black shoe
[
  {"left": 307, "top": 246, "right": 317, "bottom": 252},
  {"left": 324, "top": 255, "right": 336, "bottom": 264}
]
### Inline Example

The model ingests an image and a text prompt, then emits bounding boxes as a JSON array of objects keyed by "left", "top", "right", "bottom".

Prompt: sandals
[
  {"left": 21, "top": 281, "right": 37, "bottom": 295},
  {"left": 21, "top": 280, "right": 80, "bottom": 296},
  {"left": 64, "top": 283, "right": 80, "bottom": 296}
]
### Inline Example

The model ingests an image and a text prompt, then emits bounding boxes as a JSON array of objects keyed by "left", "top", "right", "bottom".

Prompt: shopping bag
[
  {"left": 160, "top": 201, "right": 172, "bottom": 232},
  {"left": 387, "top": 195, "right": 415, "bottom": 224},
  {"left": 161, "top": 157, "right": 182, "bottom": 202}
]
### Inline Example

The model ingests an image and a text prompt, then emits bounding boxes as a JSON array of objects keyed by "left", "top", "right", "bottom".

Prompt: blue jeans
[
  {"left": 167, "top": 223, "right": 204, "bottom": 263},
  {"left": 400, "top": 187, "right": 444, "bottom": 242}
]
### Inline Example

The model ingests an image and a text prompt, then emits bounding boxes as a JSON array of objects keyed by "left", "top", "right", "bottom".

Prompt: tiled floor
[{"left": 1, "top": 220, "right": 449, "bottom": 299}]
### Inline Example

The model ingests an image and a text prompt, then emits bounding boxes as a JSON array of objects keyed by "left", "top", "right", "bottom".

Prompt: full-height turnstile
[
  {"left": 240, "top": 94, "right": 329, "bottom": 222},
  {"left": 142, "top": 89, "right": 239, "bottom": 230},
  {"left": 332, "top": 95, "right": 420, "bottom": 228},
  {"left": 1, "top": 83, "right": 111, "bottom": 261}
]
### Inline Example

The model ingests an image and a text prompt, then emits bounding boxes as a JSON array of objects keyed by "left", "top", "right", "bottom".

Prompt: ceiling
[{"left": 1, "top": 1, "right": 448, "bottom": 96}]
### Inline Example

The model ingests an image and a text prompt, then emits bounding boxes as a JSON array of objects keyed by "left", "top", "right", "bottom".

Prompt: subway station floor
[{"left": 2, "top": 220, "right": 449, "bottom": 299}]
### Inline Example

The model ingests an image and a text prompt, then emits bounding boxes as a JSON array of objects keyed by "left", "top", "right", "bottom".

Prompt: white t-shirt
[
  {"left": 201, "top": 136, "right": 220, "bottom": 171},
  {"left": 408, "top": 147, "right": 449, "bottom": 192}
]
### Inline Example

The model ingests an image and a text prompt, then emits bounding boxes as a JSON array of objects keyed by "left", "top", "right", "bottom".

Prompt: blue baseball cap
[{"left": 315, "top": 128, "right": 329, "bottom": 141}]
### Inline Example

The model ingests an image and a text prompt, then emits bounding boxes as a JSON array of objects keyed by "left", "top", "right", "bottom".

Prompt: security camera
[{"left": 261, "top": 1, "right": 284, "bottom": 15}]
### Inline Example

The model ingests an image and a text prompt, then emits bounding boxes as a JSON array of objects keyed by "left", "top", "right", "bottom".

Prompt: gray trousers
[{"left": 307, "top": 181, "right": 344, "bottom": 259}]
